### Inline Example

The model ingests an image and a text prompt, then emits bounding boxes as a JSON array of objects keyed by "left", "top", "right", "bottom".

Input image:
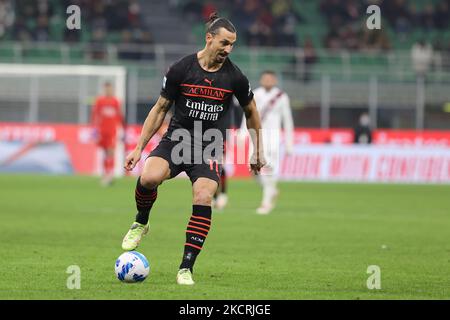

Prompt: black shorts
[{"left": 148, "top": 138, "right": 223, "bottom": 184}]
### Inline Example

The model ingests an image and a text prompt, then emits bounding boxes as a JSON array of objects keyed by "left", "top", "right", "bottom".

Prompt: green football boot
[
  {"left": 121, "top": 222, "right": 149, "bottom": 251},
  {"left": 176, "top": 268, "right": 195, "bottom": 285}
]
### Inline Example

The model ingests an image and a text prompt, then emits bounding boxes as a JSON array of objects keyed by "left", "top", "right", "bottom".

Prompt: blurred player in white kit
[{"left": 240, "top": 70, "right": 294, "bottom": 214}]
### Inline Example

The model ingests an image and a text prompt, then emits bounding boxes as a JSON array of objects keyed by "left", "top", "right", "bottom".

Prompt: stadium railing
[{"left": 0, "top": 42, "right": 449, "bottom": 129}]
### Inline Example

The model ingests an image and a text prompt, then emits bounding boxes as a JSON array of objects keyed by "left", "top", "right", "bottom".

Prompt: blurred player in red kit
[{"left": 91, "top": 81, "right": 124, "bottom": 186}]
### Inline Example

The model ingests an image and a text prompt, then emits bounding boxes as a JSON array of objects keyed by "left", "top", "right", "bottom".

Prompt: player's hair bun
[
  {"left": 207, "top": 12, "right": 220, "bottom": 24},
  {"left": 205, "top": 12, "right": 236, "bottom": 35}
]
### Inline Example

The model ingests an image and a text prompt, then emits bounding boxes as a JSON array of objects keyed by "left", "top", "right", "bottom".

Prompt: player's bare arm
[
  {"left": 243, "top": 98, "right": 266, "bottom": 174},
  {"left": 124, "top": 96, "right": 172, "bottom": 171}
]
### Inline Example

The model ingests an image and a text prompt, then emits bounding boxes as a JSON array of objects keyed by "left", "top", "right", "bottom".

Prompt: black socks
[
  {"left": 134, "top": 176, "right": 158, "bottom": 225},
  {"left": 180, "top": 205, "right": 212, "bottom": 272}
]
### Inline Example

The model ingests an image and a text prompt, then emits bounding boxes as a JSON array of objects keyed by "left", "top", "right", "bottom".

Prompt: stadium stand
[
  {"left": 179, "top": 0, "right": 450, "bottom": 79},
  {"left": 1, "top": 0, "right": 449, "bottom": 78},
  {"left": 0, "top": 0, "right": 449, "bottom": 129}
]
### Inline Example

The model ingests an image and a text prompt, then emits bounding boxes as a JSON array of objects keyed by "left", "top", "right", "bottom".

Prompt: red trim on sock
[
  {"left": 185, "top": 243, "right": 203, "bottom": 250},
  {"left": 187, "top": 224, "right": 210, "bottom": 233},
  {"left": 186, "top": 230, "right": 208, "bottom": 238},
  {"left": 189, "top": 220, "right": 211, "bottom": 228},
  {"left": 135, "top": 199, "right": 154, "bottom": 206},
  {"left": 135, "top": 189, "right": 157, "bottom": 198},
  {"left": 191, "top": 215, "right": 211, "bottom": 222}
]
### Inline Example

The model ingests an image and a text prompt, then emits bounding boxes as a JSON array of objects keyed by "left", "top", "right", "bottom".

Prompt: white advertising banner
[{"left": 279, "top": 145, "right": 450, "bottom": 183}]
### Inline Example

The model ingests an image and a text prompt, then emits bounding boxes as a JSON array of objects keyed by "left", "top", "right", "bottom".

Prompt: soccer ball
[{"left": 115, "top": 251, "right": 150, "bottom": 283}]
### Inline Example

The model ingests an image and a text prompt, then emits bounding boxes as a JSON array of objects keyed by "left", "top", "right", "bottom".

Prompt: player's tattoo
[
  {"left": 140, "top": 136, "right": 151, "bottom": 151},
  {"left": 154, "top": 96, "right": 172, "bottom": 113},
  {"left": 160, "top": 99, "right": 172, "bottom": 112}
]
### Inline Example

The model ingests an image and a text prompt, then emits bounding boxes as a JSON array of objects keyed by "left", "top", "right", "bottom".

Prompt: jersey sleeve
[
  {"left": 160, "top": 61, "right": 183, "bottom": 101},
  {"left": 233, "top": 70, "right": 254, "bottom": 108}
]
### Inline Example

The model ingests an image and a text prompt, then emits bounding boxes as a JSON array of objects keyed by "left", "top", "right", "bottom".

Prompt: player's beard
[{"left": 216, "top": 52, "right": 228, "bottom": 63}]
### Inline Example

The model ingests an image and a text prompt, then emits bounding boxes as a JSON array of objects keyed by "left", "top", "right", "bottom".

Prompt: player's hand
[
  {"left": 249, "top": 152, "right": 266, "bottom": 175},
  {"left": 124, "top": 148, "right": 141, "bottom": 171}
]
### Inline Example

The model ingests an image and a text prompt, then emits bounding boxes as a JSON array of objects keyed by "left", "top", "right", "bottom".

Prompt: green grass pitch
[{"left": 0, "top": 175, "right": 449, "bottom": 300}]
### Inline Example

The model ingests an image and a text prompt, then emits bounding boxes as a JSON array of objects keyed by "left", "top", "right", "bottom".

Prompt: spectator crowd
[
  {"left": 181, "top": 0, "right": 305, "bottom": 47},
  {"left": 0, "top": 0, "right": 154, "bottom": 60},
  {"left": 321, "top": 0, "right": 450, "bottom": 52},
  {"left": 1, "top": 0, "right": 450, "bottom": 63}
]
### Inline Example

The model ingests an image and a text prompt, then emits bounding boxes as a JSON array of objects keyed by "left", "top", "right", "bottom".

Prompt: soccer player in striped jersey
[{"left": 121, "top": 13, "right": 266, "bottom": 285}]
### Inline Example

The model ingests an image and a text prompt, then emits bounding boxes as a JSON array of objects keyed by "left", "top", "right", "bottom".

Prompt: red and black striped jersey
[{"left": 160, "top": 53, "right": 253, "bottom": 147}]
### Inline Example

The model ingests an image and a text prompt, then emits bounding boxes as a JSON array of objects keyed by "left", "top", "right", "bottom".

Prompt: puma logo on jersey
[{"left": 204, "top": 78, "right": 213, "bottom": 86}]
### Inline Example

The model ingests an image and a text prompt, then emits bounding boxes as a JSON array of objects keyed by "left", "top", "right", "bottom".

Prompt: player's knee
[
  {"left": 140, "top": 173, "right": 162, "bottom": 189},
  {"left": 193, "top": 187, "right": 214, "bottom": 205}
]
